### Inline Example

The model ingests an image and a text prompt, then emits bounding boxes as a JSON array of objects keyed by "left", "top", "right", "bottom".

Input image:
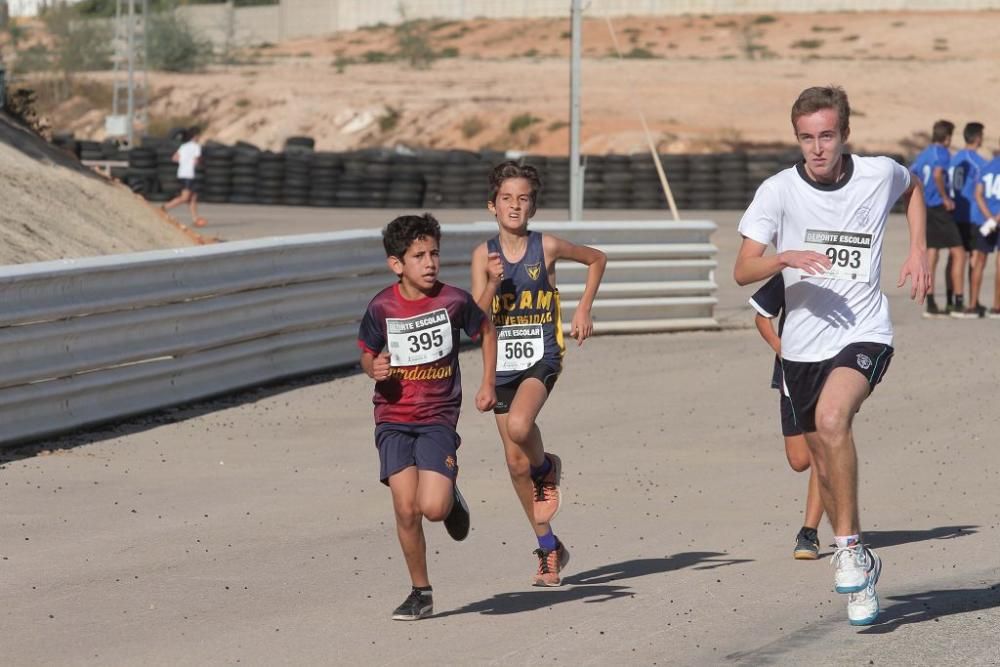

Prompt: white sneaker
[
  {"left": 847, "top": 549, "right": 882, "bottom": 626},
  {"left": 832, "top": 543, "right": 873, "bottom": 594}
]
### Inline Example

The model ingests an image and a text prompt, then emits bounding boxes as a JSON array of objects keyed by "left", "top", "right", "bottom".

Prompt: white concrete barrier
[{"left": 0, "top": 220, "right": 716, "bottom": 447}]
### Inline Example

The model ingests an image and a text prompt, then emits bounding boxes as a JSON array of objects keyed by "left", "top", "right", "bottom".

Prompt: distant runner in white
[{"left": 734, "top": 85, "right": 931, "bottom": 627}]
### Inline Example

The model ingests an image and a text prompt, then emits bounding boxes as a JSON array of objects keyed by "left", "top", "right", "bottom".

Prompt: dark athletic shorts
[
  {"left": 957, "top": 221, "right": 974, "bottom": 252},
  {"left": 926, "top": 205, "right": 962, "bottom": 249},
  {"left": 179, "top": 178, "right": 200, "bottom": 194},
  {"left": 493, "top": 360, "right": 560, "bottom": 415},
  {"left": 779, "top": 392, "right": 803, "bottom": 437},
  {"left": 375, "top": 423, "right": 460, "bottom": 486},
  {"left": 973, "top": 226, "right": 999, "bottom": 254},
  {"left": 781, "top": 342, "right": 893, "bottom": 433}
]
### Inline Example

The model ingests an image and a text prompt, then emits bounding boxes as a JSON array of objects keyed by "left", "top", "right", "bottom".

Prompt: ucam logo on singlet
[
  {"left": 494, "top": 289, "right": 555, "bottom": 318},
  {"left": 386, "top": 308, "right": 453, "bottom": 367},
  {"left": 803, "top": 229, "right": 873, "bottom": 283}
]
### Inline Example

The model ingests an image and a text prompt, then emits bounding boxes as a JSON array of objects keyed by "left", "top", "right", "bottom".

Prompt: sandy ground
[
  {"left": 0, "top": 114, "right": 195, "bottom": 265},
  {"left": 2, "top": 209, "right": 999, "bottom": 664},
  {"left": 27, "top": 11, "right": 1000, "bottom": 156}
]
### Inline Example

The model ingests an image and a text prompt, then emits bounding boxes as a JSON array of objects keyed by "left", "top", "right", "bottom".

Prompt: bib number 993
[{"left": 825, "top": 247, "right": 862, "bottom": 270}]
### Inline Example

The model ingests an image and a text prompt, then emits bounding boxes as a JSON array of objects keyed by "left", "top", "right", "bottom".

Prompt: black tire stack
[
  {"left": 386, "top": 154, "right": 426, "bottom": 209},
  {"left": 309, "top": 151, "right": 341, "bottom": 207},
  {"left": 336, "top": 153, "right": 366, "bottom": 207},
  {"left": 255, "top": 152, "right": 285, "bottom": 205},
  {"left": 154, "top": 142, "right": 181, "bottom": 201},
  {"left": 283, "top": 152, "right": 312, "bottom": 207},
  {"left": 200, "top": 144, "right": 234, "bottom": 204},
  {"left": 715, "top": 152, "right": 750, "bottom": 210},
  {"left": 126, "top": 146, "right": 158, "bottom": 197},
  {"left": 78, "top": 140, "right": 104, "bottom": 162},
  {"left": 230, "top": 143, "right": 260, "bottom": 204},
  {"left": 361, "top": 151, "right": 392, "bottom": 208}
]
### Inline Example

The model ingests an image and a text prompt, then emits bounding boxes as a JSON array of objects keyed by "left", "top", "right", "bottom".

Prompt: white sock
[{"left": 834, "top": 534, "right": 860, "bottom": 548}]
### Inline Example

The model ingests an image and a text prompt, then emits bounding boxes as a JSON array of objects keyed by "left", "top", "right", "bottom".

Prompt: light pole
[{"left": 569, "top": 0, "right": 583, "bottom": 221}]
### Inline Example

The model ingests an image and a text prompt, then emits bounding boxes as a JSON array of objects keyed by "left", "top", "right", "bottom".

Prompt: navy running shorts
[
  {"left": 781, "top": 342, "right": 893, "bottom": 433},
  {"left": 375, "top": 423, "right": 460, "bottom": 486},
  {"left": 493, "top": 360, "right": 560, "bottom": 415}
]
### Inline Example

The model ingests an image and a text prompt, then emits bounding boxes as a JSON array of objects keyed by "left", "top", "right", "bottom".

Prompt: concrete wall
[{"left": 179, "top": 0, "right": 1000, "bottom": 47}]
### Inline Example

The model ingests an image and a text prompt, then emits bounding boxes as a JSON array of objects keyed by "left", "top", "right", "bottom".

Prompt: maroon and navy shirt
[{"left": 358, "top": 282, "right": 486, "bottom": 429}]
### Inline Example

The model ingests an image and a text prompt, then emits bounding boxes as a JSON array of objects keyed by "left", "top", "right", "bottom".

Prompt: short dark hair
[
  {"left": 382, "top": 213, "right": 441, "bottom": 258},
  {"left": 790, "top": 85, "right": 850, "bottom": 137},
  {"left": 964, "top": 122, "right": 984, "bottom": 144},
  {"left": 932, "top": 120, "right": 955, "bottom": 143},
  {"left": 489, "top": 160, "right": 542, "bottom": 214}
]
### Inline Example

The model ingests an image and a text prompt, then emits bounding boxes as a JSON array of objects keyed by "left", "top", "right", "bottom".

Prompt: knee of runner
[
  {"left": 786, "top": 451, "right": 811, "bottom": 472},
  {"left": 394, "top": 501, "right": 422, "bottom": 527},
  {"left": 813, "top": 408, "right": 851, "bottom": 441},
  {"left": 505, "top": 413, "right": 535, "bottom": 444},
  {"left": 421, "top": 500, "right": 450, "bottom": 523}
]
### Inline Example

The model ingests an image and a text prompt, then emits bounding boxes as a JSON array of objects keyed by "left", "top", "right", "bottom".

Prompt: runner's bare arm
[
  {"left": 754, "top": 314, "right": 781, "bottom": 356},
  {"left": 544, "top": 234, "right": 607, "bottom": 345},
  {"left": 470, "top": 242, "right": 502, "bottom": 313},
  {"left": 360, "top": 350, "right": 392, "bottom": 381},
  {"left": 475, "top": 317, "right": 498, "bottom": 412},
  {"left": 733, "top": 237, "right": 831, "bottom": 286},
  {"left": 932, "top": 165, "right": 954, "bottom": 211},
  {"left": 897, "top": 178, "right": 931, "bottom": 302},
  {"left": 974, "top": 182, "right": 995, "bottom": 222}
]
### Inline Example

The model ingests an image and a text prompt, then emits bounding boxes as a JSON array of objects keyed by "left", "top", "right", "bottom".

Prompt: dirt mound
[
  {"left": 0, "top": 112, "right": 195, "bottom": 265},
  {"left": 30, "top": 10, "right": 1000, "bottom": 158}
]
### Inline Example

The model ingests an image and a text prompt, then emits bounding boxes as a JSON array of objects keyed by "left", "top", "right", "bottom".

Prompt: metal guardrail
[{"left": 0, "top": 220, "right": 717, "bottom": 447}]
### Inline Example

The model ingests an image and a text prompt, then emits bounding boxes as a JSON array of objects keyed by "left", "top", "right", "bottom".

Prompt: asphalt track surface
[{"left": 3, "top": 207, "right": 999, "bottom": 665}]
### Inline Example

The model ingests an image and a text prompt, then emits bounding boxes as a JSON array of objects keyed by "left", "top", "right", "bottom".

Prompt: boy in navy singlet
[
  {"left": 359, "top": 214, "right": 497, "bottom": 620},
  {"left": 470, "top": 161, "right": 607, "bottom": 586},
  {"left": 749, "top": 274, "right": 825, "bottom": 560}
]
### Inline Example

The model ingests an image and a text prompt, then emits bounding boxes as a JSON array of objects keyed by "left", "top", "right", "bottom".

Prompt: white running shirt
[
  {"left": 738, "top": 155, "right": 911, "bottom": 362},
  {"left": 176, "top": 141, "right": 201, "bottom": 179}
]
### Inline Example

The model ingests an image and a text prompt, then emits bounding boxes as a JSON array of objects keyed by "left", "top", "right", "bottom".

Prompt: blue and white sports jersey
[
  {"left": 970, "top": 157, "right": 1000, "bottom": 224},
  {"left": 949, "top": 149, "right": 987, "bottom": 223},
  {"left": 910, "top": 144, "right": 951, "bottom": 207}
]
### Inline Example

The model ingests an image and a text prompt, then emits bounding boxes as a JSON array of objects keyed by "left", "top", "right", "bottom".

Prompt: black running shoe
[
  {"left": 444, "top": 484, "right": 470, "bottom": 541},
  {"left": 391, "top": 589, "right": 433, "bottom": 621},
  {"left": 793, "top": 527, "right": 820, "bottom": 560}
]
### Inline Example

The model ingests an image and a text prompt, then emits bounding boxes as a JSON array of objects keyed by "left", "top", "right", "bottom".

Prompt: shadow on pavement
[
  {"left": 434, "top": 551, "right": 753, "bottom": 618},
  {"left": 863, "top": 525, "right": 978, "bottom": 549},
  {"left": 860, "top": 583, "right": 1000, "bottom": 634},
  {"left": 563, "top": 551, "right": 754, "bottom": 586}
]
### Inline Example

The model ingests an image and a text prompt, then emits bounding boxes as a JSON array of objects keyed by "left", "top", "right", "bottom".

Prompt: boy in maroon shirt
[{"left": 358, "top": 214, "right": 496, "bottom": 620}]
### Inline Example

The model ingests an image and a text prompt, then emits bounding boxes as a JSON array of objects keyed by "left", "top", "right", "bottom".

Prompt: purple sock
[
  {"left": 530, "top": 456, "right": 552, "bottom": 480},
  {"left": 537, "top": 529, "right": 558, "bottom": 551}
]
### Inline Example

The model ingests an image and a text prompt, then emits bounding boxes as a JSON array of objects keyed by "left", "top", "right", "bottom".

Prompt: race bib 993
[{"left": 803, "top": 229, "right": 872, "bottom": 283}]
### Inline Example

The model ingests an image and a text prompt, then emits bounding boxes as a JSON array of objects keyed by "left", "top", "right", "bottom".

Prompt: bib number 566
[{"left": 504, "top": 341, "right": 535, "bottom": 359}]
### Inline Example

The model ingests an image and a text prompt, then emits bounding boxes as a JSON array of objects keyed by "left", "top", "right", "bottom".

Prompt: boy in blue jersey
[
  {"left": 949, "top": 122, "right": 987, "bottom": 318},
  {"left": 971, "top": 140, "right": 1000, "bottom": 318},
  {"left": 910, "top": 120, "right": 961, "bottom": 317},
  {"left": 470, "top": 161, "right": 607, "bottom": 586}
]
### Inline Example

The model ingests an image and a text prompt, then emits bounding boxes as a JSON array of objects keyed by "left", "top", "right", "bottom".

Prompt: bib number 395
[
  {"left": 386, "top": 308, "right": 453, "bottom": 366},
  {"left": 497, "top": 324, "right": 544, "bottom": 372}
]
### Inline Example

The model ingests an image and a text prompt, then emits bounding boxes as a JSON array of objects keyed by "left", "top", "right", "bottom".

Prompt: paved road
[{"left": 2, "top": 206, "right": 999, "bottom": 665}]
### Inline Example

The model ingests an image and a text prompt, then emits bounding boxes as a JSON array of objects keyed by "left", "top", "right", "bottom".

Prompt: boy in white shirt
[
  {"left": 734, "top": 86, "right": 930, "bottom": 626},
  {"left": 163, "top": 126, "right": 205, "bottom": 227}
]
